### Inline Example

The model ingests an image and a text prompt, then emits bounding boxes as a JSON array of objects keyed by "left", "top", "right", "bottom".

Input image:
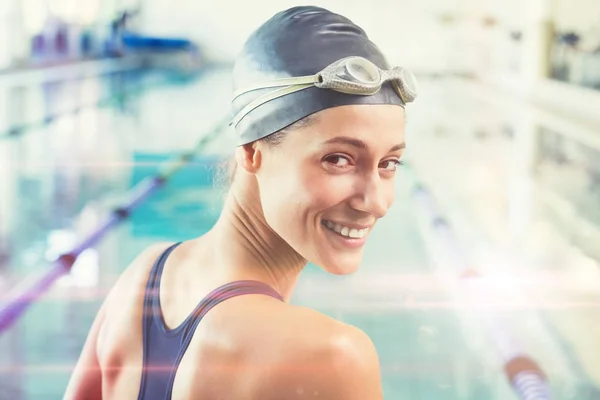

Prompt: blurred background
[{"left": 0, "top": 0, "right": 600, "bottom": 399}]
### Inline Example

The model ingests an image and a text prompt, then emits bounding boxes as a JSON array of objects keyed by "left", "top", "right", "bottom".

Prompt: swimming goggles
[{"left": 231, "top": 56, "right": 418, "bottom": 127}]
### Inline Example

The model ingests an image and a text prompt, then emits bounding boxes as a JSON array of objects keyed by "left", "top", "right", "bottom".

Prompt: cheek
[
  {"left": 386, "top": 182, "right": 396, "bottom": 206},
  {"left": 259, "top": 166, "right": 343, "bottom": 242},
  {"left": 299, "top": 167, "right": 356, "bottom": 207},
  {"left": 257, "top": 166, "right": 309, "bottom": 234}
]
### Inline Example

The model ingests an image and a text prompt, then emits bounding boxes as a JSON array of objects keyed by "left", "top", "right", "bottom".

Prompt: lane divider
[
  {"left": 1, "top": 72, "right": 178, "bottom": 139},
  {"left": 2, "top": 116, "right": 554, "bottom": 398},
  {"left": 403, "top": 162, "right": 553, "bottom": 400},
  {"left": 0, "top": 57, "right": 144, "bottom": 86},
  {"left": 0, "top": 116, "right": 230, "bottom": 334}
]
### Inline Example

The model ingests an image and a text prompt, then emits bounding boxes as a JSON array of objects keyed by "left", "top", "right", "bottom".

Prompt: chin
[{"left": 321, "top": 257, "right": 362, "bottom": 275}]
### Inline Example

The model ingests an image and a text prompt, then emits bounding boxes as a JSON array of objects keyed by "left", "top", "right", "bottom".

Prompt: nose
[{"left": 348, "top": 171, "right": 391, "bottom": 219}]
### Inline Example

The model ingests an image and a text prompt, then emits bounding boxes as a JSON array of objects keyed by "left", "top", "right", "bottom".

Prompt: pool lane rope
[
  {"left": 1, "top": 69, "right": 186, "bottom": 139},
  {"left": 0, "top": 131, "right": 553, "bottom": 398},
  {"left": 403, "top": 162, "right": 552, "bottom": 400},
  {"left": 0, "top": 116, "right": 230, "bottom": 334}
]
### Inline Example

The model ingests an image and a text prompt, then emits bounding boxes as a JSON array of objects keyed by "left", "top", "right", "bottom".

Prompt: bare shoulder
[
  {"left": 104, "top": 242, "right": 174, "bottom": 305},
  {"left": 97, "top": 242, "right": 174, "bottom": 348},
  {"left": 254, "top": 306, "right": 383, "bottom": 400},
  {"left": 65, "top": 242, "right": 176, "bottom": 399}
]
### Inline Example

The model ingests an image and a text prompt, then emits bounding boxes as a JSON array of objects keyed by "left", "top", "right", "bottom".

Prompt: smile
[{"left": 322, "top": 220, "right": 370, "bottom": 239}]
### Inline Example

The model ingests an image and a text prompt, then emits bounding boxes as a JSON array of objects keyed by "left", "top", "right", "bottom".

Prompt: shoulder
[
  {"left": 100, "top": 240, "right": 175, "bottom": 304},
  {"left": 253, "top": 306, "right": 383, "bottom": 400},
  {"left": 127, "top": 241, "right": 177, "bottom": 275},
  {"left": 106, "top": 242, "right": 175, "bottom": 301},
  {"left": 98, "top": 241, "right": 175, "bottom": 342},
  {"left": 100, "top": 241, "right": 177, "bottom": 318}
]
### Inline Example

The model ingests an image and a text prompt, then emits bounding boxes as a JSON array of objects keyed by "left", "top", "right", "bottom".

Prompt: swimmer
[{"left": 65, "top": 6, "right": 417, "bottom": 399}]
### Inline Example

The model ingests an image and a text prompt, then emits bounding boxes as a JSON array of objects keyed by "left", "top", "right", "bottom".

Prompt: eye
[
  {"left": 381, "top": 159, "right": 403, "bottom": 171},
  {"left": 324, "top": 154, "right": 352, "bottom": 168}
]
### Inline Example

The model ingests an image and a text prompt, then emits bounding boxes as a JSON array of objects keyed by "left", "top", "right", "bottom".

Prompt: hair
[{"left": 213, "top": 115, "right": 316, "bottom": 191}]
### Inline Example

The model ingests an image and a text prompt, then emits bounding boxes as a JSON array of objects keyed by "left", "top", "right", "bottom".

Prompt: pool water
[{"left": 1, "top": 65, "right": 599, "bottom": 399}]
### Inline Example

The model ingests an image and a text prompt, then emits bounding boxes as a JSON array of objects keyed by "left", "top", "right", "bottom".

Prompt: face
[{"left": 255, "top": 104, "right": 406, "bottom": 275}]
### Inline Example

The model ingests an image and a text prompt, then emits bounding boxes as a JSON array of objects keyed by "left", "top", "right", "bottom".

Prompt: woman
[{"left": 65, "top": 5, "right": 417, "bottom": 400}]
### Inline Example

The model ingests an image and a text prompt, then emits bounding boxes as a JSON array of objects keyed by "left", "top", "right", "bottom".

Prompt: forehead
[{"left": 294, "top": 104, "right": 406, "bottom": 149}]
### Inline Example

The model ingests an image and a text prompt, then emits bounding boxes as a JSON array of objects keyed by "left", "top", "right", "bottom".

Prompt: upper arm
[
  {"left": 63, "top": 301, "right": 107, "bottom": 400},
  {"left": 321, "top": 326, "right": 383, "bottom": 400},
  {"left": 64, "top": 242, "right": 173, "bottom": 400},
  {"left": 266, "top": 325, "right": 383, "bottom": 400}
]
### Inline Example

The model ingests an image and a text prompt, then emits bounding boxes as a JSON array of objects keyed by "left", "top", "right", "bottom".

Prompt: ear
[{"left": 235, "top": 143, "right": 262, "bottom": 173}]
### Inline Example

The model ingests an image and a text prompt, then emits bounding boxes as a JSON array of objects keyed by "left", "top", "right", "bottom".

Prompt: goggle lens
[{"left": 345, "top": 57, "right": 381, "bottom": 84}]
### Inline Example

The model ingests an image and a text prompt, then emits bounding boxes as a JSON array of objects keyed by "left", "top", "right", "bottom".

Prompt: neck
[{"left": 202, "top": 180, "right": 307, "bottom": 301}]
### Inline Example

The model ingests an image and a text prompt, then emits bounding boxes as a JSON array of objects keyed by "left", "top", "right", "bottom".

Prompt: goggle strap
[
  {"left": 232, "top": 75, "right": 319, "bottom": 101},
  {"left": 232, "top": 83, "right": 314, "bottom": 127}
]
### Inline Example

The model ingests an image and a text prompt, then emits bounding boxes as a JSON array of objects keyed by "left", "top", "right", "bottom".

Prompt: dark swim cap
[{"left": 231, "top": 6, "right": 406, "bottom": 146}]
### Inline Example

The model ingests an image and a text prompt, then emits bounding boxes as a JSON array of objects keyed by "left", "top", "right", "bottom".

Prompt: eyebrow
[{"left": 323, "top": 136, "right": 406, "bottom": 152}]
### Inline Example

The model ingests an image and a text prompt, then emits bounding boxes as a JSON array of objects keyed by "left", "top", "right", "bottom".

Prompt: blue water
[{"left": 1, "top": 64, "right": 599, "bottom": 399}]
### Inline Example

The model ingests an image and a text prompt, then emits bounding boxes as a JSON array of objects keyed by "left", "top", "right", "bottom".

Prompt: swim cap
[{"left": 231, "top": 6, "right": 406, "bottom": 146}]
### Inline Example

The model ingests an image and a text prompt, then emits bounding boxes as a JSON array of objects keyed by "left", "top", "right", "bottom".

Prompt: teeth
[{"left": 323, "top": 220, "right": 368, "bottom": 238}]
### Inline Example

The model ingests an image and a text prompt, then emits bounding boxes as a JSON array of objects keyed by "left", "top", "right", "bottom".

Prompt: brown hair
[{"left": 214, "top": 115, "right": 316, "bottom": 189}]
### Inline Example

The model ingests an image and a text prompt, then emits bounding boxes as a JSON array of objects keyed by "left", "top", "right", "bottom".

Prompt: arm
[
  {"left": 63, "top": 242, "right": 172, "bottom": 400},
  {"left": 63, "top": 301, "right": 106, "bottom": 400},
  {"left": 266, "top": 325, "right": 384, "bottom": 400},
  {"left": 318, "top": 326, "right": 384, "bottom": 400}
]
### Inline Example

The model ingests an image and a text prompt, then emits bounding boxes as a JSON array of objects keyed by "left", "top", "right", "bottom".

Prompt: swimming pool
[{"left": 1, "top": 66, "right": 599, "bottom": 399}]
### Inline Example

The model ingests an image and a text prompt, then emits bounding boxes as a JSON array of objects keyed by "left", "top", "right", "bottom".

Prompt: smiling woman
[
  {"left": 65, "top": 5, "right": 416, "bottom": 400},
  {"left": 244, "top": 104, "right": 406, "bottom": 276}
]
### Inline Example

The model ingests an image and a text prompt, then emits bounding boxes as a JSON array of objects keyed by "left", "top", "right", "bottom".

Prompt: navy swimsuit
[{"left": 137, "top": 242, "right": 283, "bottom": 399}]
